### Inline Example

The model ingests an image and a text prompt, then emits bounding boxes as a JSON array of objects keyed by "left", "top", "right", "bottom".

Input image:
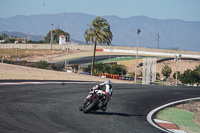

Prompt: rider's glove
[
  {"left": 90, "top": 85, "right": 99, "bottom": 91},
  {"left": 99, "top": 83, "right": 106, "bottom": 86}
]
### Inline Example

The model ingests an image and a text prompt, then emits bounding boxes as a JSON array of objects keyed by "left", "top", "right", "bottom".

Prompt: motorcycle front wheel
[{"left": 83, "top": 99, "right": 98, "bottom": 113}]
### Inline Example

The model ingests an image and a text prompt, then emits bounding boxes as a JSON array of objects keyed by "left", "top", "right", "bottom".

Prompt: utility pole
[
  {"left": 174, "top": 55, "right": 181, "bottom": 86},
  {"left": 50, "top": 24, "right": 54, "bottom": 50},
  {"left": 156, "top": 31, "right": 161, "bottom": 49},
  {"left": 27, "top": 33, "right": 30, "bottom": 41},
  {"left": 134, "top": 29, "right": 141, "bottom": 83}
]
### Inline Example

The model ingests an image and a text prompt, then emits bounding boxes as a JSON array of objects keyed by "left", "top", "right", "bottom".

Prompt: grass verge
[
  {"left": 98, "top": 57, "right": 143, "bottom": 63},
  {"left": 156, "top": 107, "right": 200, "bottom": 133}
]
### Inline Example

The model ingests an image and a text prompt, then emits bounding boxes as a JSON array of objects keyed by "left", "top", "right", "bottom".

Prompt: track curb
[{"left": 147, "top": 97, "right": 200, "bottom": 133}]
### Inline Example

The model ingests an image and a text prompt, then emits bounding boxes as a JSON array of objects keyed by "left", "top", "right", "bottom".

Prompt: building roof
[
  {"left": 5, "top": 37, "right": 27, "bottom": 41},
  {"left": 60, "top": 35, "right": 66, "bottom": 37}
]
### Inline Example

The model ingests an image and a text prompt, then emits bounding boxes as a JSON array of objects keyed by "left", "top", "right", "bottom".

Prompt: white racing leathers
[
  {"left": 85, "top": 83, "right": 113, "bottom": 110},
  {"left": 99, "top": 83, "right": 113, "bottom": 109}
]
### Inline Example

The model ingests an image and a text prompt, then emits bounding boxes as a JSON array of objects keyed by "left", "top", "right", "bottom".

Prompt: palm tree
[{"left": 84, "top": 17, "right": 113, "bottom": 75}]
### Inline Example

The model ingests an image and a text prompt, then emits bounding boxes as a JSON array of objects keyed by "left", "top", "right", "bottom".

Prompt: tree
[
  {"left": 102, "top": 64, "right": 111, "bottom": 74},
  {"left": 179, "top": 65, "right": 200, "bottom": 86},
  {"left": 94, "top": 62, "right": 104, "bottom": 76},
  {"left": 193, "top": 65, "right": 200, "bottom": 86},
  {"left": 173, "top": 71, "right": 181, "bottom": 80},
  {"left": 82, "top": 63, "right": 127, "bottom": 76},
  {"left": 191, "top": 70, "right": 200, "bottom": 86},
  {"left": 84, "top": 17, "right": 113, "bottom": 75},
  {"left": 156, "top": 72, "right": 160, "bottom": 81},
  {"left": 82, "top": 62, "right": 109, "bottom": 76},
  {"left": 180, "top": 69, "right": 194, "bottom": 86},
  {"left": 194, "top": 64, "right": 200, "bottom": 75},
  {"left": 44, "top": 29, "right": 70, "bottom": 43},
  {"left": 2, "top": 33, "right": 7, "bottom": 40},
  {"left": 110, "top": 64, "right": 127, "bottom": 75},
  {"left": 128, "top": 72, "right": 135, "bottom": 78},
  {"left": 161, "top": 65, "right": 172, "bottom": 79}
]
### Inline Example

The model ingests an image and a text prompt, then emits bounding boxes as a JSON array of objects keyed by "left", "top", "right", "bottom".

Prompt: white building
[
  {"left": 59, "top": 35, "right": 67, "bottom": 45},
  {"left": 59, "top": 35, "right": 77, "bottom": 45}
]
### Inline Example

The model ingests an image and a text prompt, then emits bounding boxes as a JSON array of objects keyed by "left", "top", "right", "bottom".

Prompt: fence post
[{"left": 1, "top": 56, "right": 3, "bottom": 63}]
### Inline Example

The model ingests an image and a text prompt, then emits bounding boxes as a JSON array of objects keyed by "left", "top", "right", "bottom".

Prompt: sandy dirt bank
[{"left": 0, "top": 63, "right": 132, "bottom": 84}]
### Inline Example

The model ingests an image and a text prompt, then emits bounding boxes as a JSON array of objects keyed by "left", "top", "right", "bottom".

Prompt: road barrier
[
  {"left": 1, "top": 44, "right": 200, "bottom": 58},
  {"left": 99, "top": 73, "right": 120, "bottom": 79}
]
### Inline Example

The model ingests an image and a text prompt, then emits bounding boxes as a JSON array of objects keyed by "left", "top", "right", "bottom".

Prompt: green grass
[
  {"left": 98, "top": 57, "right": 143, "bottom": 63},
  {"left": 151, "top": 82, "right": 169, "bottom": 86},
  {"left": 156, "top": 107, "right": 200, "bottom": 133},
  {"left": 98, "top": 56, "right": 165, "bottom": 63}
]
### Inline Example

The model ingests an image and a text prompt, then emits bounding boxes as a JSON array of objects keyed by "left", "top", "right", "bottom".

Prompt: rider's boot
[
  {"left": 102, "top": 99, "right": 108, "bottom": 112},
  {"left": 79, "top": 99, "right": 87, "bottom": 111},
  {"left": 102, "top": 106, "right": 107, "bottom": 112},
  {"left": 79, "top": 96, "right": 91, "bottom": 111},
  {"left": 79, "top": 106, "right": 83, "bottom": 111}
]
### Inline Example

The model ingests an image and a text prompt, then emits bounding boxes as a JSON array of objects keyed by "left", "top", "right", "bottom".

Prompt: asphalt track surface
[
  {"left": 0, "top": 81, "right": 200, "bottom": 133},
  {"left": 67, "top": 55, "right": 136, "bottom": 65}
]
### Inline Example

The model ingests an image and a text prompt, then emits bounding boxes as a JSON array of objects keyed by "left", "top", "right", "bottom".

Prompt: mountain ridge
[{"left": 0, "top": 12, "right": 199, "bottom": 51}]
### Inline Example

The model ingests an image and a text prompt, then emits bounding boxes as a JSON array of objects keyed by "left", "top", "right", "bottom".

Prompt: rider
[{"left": 80, "top": 80, "right": 113, "bottom": 111}]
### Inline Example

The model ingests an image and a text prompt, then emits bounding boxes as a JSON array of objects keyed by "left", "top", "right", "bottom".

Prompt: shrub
[
  {"left": 180, "top": 69, "right": 200, "bottom": 86},
  {"left": 35, "top": 60, "right": 48, "bottom": 69},
  {"left": 161, "top": 65, "right": 172, "bottom": 79},
  {"left": 156, "top": 72, "right": 160, "bottom": 81},
  {"left": 173, "top": 71, "right": 181, "bottom": 79},
  {"left": 110, "top": 64, "right": 127, "bottom": 75},
  {"left": 82, "top": 62, "right": 127, "bottom": 76},
  {"left": 128, "top": 72, "right": 135, "bottom": 78}
]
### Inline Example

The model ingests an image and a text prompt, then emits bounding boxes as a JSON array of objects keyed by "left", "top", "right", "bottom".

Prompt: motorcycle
[{"left": 79, "top": 90, "right": 106, "bottom": 113}]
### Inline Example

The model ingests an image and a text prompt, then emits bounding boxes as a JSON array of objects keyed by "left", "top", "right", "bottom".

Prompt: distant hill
[
  {"left": 0, "top": 31, "right": 44, "bottom": 41},
  {"left": 0, "top": 12, "right": 200, "bottom": 51}
]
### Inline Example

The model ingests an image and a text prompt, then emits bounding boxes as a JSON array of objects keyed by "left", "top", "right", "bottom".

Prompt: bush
[
  {"left": 173, "top": 71, "right": 181, "bottom": 79},
  {"left": 128, "top": 72, "right": 135, "bottom": 78},
  {"left": 0, "top": 58, "right": 14, "bottom": 64},
  {"left": 35, "top": 60, "right": 48, "bottom": 69},
  {"left": 156, "top": 72, "right": 160, "bottom": 80},
  {"left": 180, "top": 69, "right": 200, "bottom": 86},
  {"left": 110, "top": 64, "right": 127, "bottom": 75},
  {"left": 83, "top": 62, "right": 111, "bottom": 76},
  {"left": 82, "top": 62, "right": 127, "bottom": 76},
  {"left": 161, "top": 65, "right": 172, "bottom": 79}
]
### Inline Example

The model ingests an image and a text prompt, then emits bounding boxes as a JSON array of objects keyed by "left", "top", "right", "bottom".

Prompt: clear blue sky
[{"left": 0, "top": 0, "right": 200, "bottom": 21}]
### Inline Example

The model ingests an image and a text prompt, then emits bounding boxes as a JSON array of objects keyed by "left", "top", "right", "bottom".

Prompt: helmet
[{"left": 104, "top": 80, "right": 111, "bottom": 85}]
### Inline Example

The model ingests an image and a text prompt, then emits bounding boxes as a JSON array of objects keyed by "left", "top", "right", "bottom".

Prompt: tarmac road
[
  {"left": 0, "top": 82, "right": 200, "bottom": 133},
  {"left": 67, "top": 55, "right": 136, "bottom": 65}
]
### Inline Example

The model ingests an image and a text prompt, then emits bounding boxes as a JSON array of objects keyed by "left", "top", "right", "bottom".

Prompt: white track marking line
[{"left": 0, "top": 81, "right": 98, "bottom": 86}]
